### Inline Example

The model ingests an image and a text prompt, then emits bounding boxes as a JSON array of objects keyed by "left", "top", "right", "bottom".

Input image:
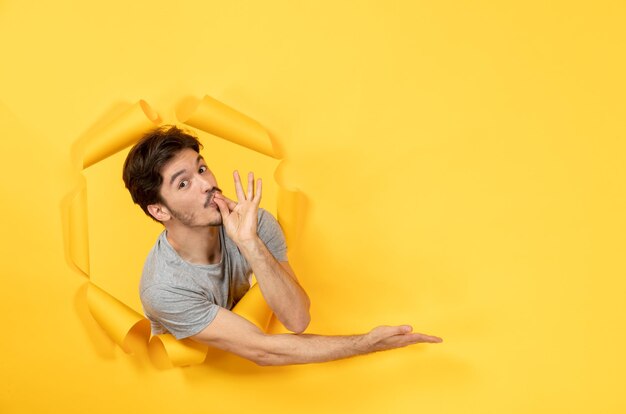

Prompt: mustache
[{"left": 204, "top": 187, "right": 223, "bottom": 208}]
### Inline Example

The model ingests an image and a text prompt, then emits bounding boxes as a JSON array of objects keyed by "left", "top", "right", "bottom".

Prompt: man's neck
[{"left": 165, "top": 224, "right": 221, "bottom": 265}]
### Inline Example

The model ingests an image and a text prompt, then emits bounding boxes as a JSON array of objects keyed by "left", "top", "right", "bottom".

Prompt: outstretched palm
[{"left": 366, "top": 325, "right": 443, "bottom": 352}]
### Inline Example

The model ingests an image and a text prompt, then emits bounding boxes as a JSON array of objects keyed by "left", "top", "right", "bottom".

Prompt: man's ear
[{"left": 147, "top": 203, "right": 171, "bottom": 222}]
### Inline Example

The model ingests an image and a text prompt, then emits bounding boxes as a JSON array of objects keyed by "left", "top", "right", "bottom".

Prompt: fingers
[
  {"left": 373, "top": 325, "right": 412, "bottom": 337},
  {"left": 214, "top": 193, "right": 237, "bottom": 211},
  {"left": 394, "top": 328, "right": 442, "bottom": 344},
  {"left": 232, "top": 170, "right": 262, "bottom": 204},
  {"left": 386, "top": 333, "right": 443, "bottom": 351},
  {"left": 373, "top": 325, "right": 443, "bottom": 347},
  {"left": 233, "top": 171, "right": 246, "bottom": 201},
  {"left": 247, "top": 172, "right": 254, "bottom": 199},
  {"left": 254, "top": 178, "right": 262, "bottom": 204},
  {"left": 390, "top": 325, "right": 442, "bottom": 343},
  {"left": 410, "top": 333, "right": 443, "bottom": 343},
  {"left": 213, "top": 196, "right": 231, "bottom": 220}
]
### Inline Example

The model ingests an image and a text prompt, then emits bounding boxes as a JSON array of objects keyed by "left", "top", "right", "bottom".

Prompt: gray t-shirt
[{"left": 139, "top": 208, "right": 287, "bottom": 340}]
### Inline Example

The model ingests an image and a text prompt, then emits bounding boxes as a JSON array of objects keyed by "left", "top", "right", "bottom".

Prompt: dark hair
[{"left": 122, "top": 125, "right": 203, "bottom": 221}]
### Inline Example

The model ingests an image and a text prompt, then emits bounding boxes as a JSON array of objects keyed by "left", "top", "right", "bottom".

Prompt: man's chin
[
  {"left": 184, "top": 214, "right": 222, "bottom": 228},
  {"left": 206, "top": 215, "right": 223, "bottom": 227},
  {"left": 188, "top": 220, "right": 221, "bottom": 229}
]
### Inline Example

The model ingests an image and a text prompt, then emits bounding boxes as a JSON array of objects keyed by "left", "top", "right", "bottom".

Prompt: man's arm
[
  {"left": 190, "top": 307, "right": 443, "bottom": 366},
  {"left": 213, "top": 171, "right": 310, "bottom": 333},
  {"left": 238, "top": 239, "right": 310, "bottom": 333}
]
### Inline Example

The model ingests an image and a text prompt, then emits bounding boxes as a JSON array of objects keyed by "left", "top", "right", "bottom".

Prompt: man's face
[{"left": 156, "top": 148, "right": 222, "bottom": 227}]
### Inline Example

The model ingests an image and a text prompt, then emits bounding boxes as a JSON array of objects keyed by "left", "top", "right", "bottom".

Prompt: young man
[{"left": 123, "top": 125, "right": 443, "bottom": 366}]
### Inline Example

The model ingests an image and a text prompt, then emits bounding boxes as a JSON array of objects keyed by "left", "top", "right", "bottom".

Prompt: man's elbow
[
  {"left": 253, "top": 343, "right": 292, "bottom": 367},
  {"left": 287, "top": 313, "right": 311, "bottom": 334},
  {"left": 250, "top": 352, "right": 267, "bottom": 366},
  {"left": 234, "top": 343, "right": 277, "bottom": 367},
  {"left": 250, "top": 336, "right": 282, "bottom": 366},
  {"left": 254, "top": 352, "right": 274, "bottom": 366},
  {"left": 290, "top": 295, "right": 312, "bottom": 334}
]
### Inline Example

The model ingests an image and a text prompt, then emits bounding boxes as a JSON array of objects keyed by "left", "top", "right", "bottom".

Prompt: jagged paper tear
[{"left": 66, "top": 95, "right": 306, "bottom": 368}]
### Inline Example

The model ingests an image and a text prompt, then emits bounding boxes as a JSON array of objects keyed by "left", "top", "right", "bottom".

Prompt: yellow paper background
[{"left": 1, "top": 1, "right": 625, "bottom": 413}]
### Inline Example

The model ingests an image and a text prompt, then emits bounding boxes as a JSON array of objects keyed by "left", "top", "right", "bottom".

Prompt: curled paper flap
[
  {"left": 277, "top": 187, "right": 307, "bottom": 251},
  {"left": 69, "top": 182, "right": 90, "bottom": 276},
  {"left": 82, "top": 100, "right": 161, "bottom": 168},
  {"left": 177, "top": 95, "right": 277, "bottom": 158},
  {"left": 149, "top": 335, "right": 208, "bottom": 368},
  {"left": 86, "top": 283, "right": 149, "bottom": 354},
  {"left": 231, "top": 282, "right": 274, "bottom": 331},
  {"left": 147, "top": 335, "right": 173, "bottom": 369}
]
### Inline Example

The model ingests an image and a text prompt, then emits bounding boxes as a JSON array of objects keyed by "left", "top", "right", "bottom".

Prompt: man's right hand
[
  {"left": 191, "top": 307, "right": 443, "bottom": 366},
  {"left": 361, "top": 325, "right": 443, "bottom": 353}
]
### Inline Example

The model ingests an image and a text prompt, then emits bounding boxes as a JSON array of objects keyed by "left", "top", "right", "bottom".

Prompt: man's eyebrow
[{"left": 169, "top": 155, "right": 206, "bottom": 186}]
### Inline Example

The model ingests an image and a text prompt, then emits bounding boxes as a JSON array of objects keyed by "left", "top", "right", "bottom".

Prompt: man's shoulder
[
  {"left": 254, "top": 208, "right": 287, "bottom": 261},
  {"left": 256, "top": 207, "right": 272, "bottom": 221},
  {"left": 256, "top": 207, "right": 280, "bottom": 228},
  {"left": 256, "top": 208, "right": 282, "bottom": 238},
  {"left": 139, "top": 231, "right": 188, "bottom": 293}
]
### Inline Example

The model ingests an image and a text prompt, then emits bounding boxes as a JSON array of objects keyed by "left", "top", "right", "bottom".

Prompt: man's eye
[
  {"left": 179, "top": 180, "right": 189, "bottom": 189},
  {"left": 199, "top": 166, "right": 207, "bottom": 174}
]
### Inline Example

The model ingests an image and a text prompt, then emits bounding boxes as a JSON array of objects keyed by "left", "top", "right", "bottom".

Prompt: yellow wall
[{"left": 1, "top": 1, "right": 625, "bottom": 413}]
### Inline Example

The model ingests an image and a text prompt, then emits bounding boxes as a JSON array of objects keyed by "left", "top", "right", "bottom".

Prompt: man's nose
[{"left": 198, "top": 174, "right": 213, "bottom": 192}]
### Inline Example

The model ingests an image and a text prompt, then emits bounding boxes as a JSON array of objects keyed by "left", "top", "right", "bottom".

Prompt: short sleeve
[
  {"left": 140, "top": 284, "right": 220, "bottom": 340},
  {"left": 257, "top": 208, "right": 288, "bottom": 262}
]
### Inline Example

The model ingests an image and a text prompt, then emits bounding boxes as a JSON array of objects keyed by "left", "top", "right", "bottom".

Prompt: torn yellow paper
[
  {"left": 149, "top": 334, "right": 208, "bottom": 369},
  {"left": 68, "top": 181, "right": 90, "bottom": 276},
  {"left": 86, "top": 283, "right": 150, "bottom": 354},
  {"left": 230, "top": 283, "right": 274, "bottom": 331},
  {"left": 82, "top": 100, "right": 161, "bottom": 168},
  {"left": 277, "top": 187, "right": 307, "bottom": 252},
  {"left": 177, "top": 95, "right": 277, "bottom": 158},
  {"left": 67, "top": 95, "right": 303, "bottom": 368}
]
